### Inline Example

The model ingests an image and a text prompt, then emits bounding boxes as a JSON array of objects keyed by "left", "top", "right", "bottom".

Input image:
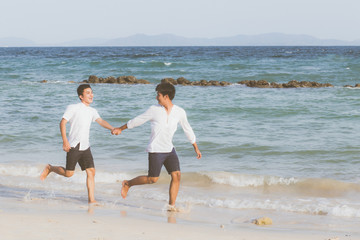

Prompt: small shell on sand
[{"left": 252, "top": 217, "right": 273, "bottom": 226}]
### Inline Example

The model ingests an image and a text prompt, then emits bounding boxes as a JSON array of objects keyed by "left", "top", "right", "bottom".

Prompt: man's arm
[
  {"left": 192, "top": 142, "right": 202, "bottom": 159},
  {"left": 96, "top": 118, "right": 114, "bottom": 131},
  {"left": 178, "top": 109, "right": 197, "bottom": 145},
  {"left": 112, "top": 106, "right": 153, "bottom": 135},
  {"left": 111, "top": 124, "right": 128, "bottom": 135},
  {"left": 178, "top": 109, "right": 201, "bottom": 159},
  {"left": 60, "top": 118, "right": 71, "bottom": 152}
]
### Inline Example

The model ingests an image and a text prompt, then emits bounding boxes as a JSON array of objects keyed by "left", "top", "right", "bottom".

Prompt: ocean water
[{"left": 1, "top": 46, "right": 360, "bottom": 230}]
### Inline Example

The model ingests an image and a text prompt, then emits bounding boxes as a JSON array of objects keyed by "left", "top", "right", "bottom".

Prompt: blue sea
[{"left": 1, "top": 46, "right": 360, "bottom": 232}]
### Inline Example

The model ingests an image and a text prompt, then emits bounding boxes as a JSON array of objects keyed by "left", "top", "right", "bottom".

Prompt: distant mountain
[
  {"left": 101, "top": 33, "right": 359, "bottom": 46},
  {"left": 212, "top": 33, "right": 349, "bottom": 46},
  {"left": 60, "top": 38, "right": 109, "bottom": 47},
  {"left": 49, "top": 33, "right": 360, "bottom": 46},
  {"left": 1, "top": 33, "right": 360, "bottom": 47},
  {"left": 0, "top": 37, "right": 37, "bottom": 47},
  {"left": 352, "top": 39, "right": 360, "bottom": 45}
]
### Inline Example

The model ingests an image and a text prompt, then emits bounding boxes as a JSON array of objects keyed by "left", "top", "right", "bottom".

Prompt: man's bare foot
[
  {"left": 167, "top": 204, "right": 180, "bottom": 212},
  {"left": 40, "top": 164, "right": 51, "bottom": 181},
  {"left": 121, "top": 180, "right": 129, "bottom": 199},
  {"left": 88, "top": 201, "right": 101, "bottom": 206},
  {"left": 87, "top": 201, "right": 102, "bottom": 214}
]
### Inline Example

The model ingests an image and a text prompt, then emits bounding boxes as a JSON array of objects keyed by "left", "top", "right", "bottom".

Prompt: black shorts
[
  {"left": 148, "top": 148, "right": 180, "bottom": 177},
  {"left": 66, "top": 144, "right": 94, "bottom": 171}
]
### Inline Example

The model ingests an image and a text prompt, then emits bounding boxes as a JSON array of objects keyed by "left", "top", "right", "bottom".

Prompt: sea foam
[{"left": 198, "top": 171, "right": 299, "bottom": 187}]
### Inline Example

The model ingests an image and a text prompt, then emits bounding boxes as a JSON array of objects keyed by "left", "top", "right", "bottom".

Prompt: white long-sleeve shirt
[{"left": 127, "top": 104, "right": 196, "bottom": 153}]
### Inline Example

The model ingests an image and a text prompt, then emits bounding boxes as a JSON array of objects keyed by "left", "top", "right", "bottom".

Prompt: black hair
[
  {"left": 77, "top": 84, "right": 92, "bottom": 98},
  {"left": 155, "top": 83, "right": 176, "bottom": 100}
]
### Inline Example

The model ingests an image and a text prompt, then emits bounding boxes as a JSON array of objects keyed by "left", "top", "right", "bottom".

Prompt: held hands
[
  {"left": 111, "top": 128, "right": 122, "bottom": 135},
  {"left": 112, "top": 124, "right": 128, "bottom": 136}
]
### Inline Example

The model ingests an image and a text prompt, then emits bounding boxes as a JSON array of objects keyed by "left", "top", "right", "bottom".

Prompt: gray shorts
[
  {"left": 148, "top": 148, "right": 180, "bottom": 177},
  {"left": 66, "top": 144, "right": 94, "bottom": 171}
]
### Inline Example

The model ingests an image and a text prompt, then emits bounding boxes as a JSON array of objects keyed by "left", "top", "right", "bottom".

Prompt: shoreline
[
  {"left": 2, "top": 163, "right": 360, "bottom": 239},
  {"left": 1, "top": 196, "right": 357, "bottom": 240}
]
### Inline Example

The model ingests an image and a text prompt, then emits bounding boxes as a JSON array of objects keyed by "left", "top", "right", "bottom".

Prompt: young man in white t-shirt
[
  {"left": 112, "top": 83, "right": 202, "bottom": 211},
  {"left": 40, "top": 84, "right": 114, "bottom": 204}
]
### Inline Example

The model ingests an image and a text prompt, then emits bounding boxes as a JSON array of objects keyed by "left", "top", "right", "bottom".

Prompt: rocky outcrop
[
  {"left": 161, "top": 77, "right": 232, "bottom": 86},
  {"left": 79, "top": 75, "right": 340, "bottom": 88},
  {"left": 238, "top": 80, "right": 334, "bottom": 88},
  {"left": 83, "top": 75, "right": 232, "bottom": 86},
  {"left": 84, "top": 75, "right": 150, "bottom": 84},
  {"left": 344, "top": 84, "right": 360, "bottom": 88}
]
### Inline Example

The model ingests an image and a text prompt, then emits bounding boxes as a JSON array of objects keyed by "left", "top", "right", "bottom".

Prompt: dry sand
[{"left": 0, "top": 198, "right": 354, "bottom": 240}]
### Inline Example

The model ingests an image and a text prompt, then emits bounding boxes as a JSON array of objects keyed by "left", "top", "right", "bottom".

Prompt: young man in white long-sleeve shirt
[{"left": 112, "top": 82, "right": 202, "bottom": 211}]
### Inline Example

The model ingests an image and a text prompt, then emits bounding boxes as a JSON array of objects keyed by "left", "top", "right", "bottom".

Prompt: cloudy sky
[{"left": 1, "top": 0, "right": 359, "bottom": 44}]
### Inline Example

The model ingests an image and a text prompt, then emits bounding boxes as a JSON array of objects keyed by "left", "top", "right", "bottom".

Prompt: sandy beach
[{"left": 1, "top": 197, "right": 356, "bottom": 240}]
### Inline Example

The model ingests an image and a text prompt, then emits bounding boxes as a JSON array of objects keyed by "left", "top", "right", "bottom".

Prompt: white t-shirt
[
  {"left": 127, "top": 104, "right": 196, "bottom": 153},
  {"left": 62, "top": 102, "right": 100, "bottom": 151}
]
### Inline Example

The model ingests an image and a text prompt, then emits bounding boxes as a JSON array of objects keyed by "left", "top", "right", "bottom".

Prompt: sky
[{"left": 1, "top": 0, "right": 360, "bottom": 44}]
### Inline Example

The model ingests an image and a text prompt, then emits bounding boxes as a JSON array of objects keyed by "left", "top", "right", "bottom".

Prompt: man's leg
[
  {"left": 121, "top": 176, "right": 159, "bottom": 199},
  {"left": 122, "top": 152, "right": 164, "bottom": 199},
  {"left": 40, "top": 164, "right": 74, "bottom": 180},
  {"left": 85, "top": 168, "right": 96, "bottom": 203},
  {"left": 41, "top": 144, "right": 79, "bottom": 180},
  {"left": 169, "top": 171, "right": 181, "bottom": 206}
]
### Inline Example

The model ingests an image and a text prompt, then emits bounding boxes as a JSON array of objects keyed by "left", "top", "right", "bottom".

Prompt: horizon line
[{"left": 1, "top": 32, "right": 359, "bottom": 47}]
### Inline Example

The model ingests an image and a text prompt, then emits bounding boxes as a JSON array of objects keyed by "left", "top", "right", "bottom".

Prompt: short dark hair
[
  {"left": 156, "top": 83, "right": 176, "bottom": 100},
  {"left": 77, "top": 84, "right": 92, "bottom": 97}
]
